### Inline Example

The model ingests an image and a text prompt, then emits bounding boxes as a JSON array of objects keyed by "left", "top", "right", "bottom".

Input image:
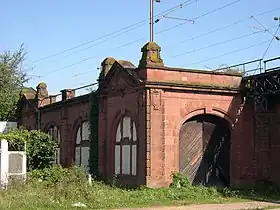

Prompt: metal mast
[{"left": 150, "top": 0, "right": 160, "bottom": 42}]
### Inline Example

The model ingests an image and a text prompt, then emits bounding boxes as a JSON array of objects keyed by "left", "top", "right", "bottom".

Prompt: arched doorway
[{"left": 179, "top": 114, "right": 231, "bottom": 187}]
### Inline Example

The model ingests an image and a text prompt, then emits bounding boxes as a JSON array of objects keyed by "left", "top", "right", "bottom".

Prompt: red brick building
[{"left": 18, "top": 42, "right": 280, "bottom": 188}]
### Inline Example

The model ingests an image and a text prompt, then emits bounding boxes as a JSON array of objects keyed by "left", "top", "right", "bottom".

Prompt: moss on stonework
[
  {"left": 148, "top": 80, "right": 241, "bottom": 89},
  {"left": 103, "top": 57, "right": 115, "bottom": 64},
  {"left": 141, "top": 42, "right": 161, "bottom": 51},
  {"left": 99, "top": 57, "right": 116, "bottom": 81},
  {"left": 37, "top": 82, "right": 47, "bottom": 88},
  {"left": 139, "top": 42, "right": 164, "bottom": 68}
]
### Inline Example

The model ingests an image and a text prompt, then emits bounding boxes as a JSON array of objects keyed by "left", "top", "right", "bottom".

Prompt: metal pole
[{"left": 150, "top": 0, "right": 154, "bottom": 42}]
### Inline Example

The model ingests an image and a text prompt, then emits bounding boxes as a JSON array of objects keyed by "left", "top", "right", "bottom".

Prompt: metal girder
[{"left": 244, "top": 68, "right": 280, "bottom": 112}]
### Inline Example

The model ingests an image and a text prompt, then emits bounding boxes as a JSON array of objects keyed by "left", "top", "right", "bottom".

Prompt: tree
[{"left": 0, "top": 45, "right": 28, "bottom": 121}]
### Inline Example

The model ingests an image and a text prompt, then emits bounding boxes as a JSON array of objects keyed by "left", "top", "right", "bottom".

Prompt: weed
[{"left": 1, "top": 169, "right": 280, "bottom": 209}]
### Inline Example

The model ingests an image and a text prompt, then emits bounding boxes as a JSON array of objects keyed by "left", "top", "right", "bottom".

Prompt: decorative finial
[
  {"left": 138, "top": 42, "right": 164, "bottom": 69},
  {"left": 36, "top": 82, "right": 48, "bottom": 98},
  {"left": 99, "top": 57, "right": 116, "bottom": 82}
]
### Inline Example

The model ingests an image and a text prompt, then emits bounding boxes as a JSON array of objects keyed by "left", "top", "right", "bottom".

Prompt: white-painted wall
[{"left": 0, "top": 122, "right": 26, "bottom": 188}]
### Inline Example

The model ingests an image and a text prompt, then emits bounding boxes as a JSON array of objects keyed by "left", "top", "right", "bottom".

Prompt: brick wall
[
  {"left": 19, "top": 57, "right": 280, "bottom": 188},
  {"left": 98, "top": 87, "right": 146, "bottom": 186},
  {"left": 141, "top": 66, "right": 249, "bottom": 188}
]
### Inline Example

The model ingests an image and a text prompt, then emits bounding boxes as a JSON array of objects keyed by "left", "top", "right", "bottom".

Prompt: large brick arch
[
  {"left": 179, "top": 108, "right": 232, "bottom": 187},
  {"left": 180, "top": 107, "right": 234, "bottom": 129}
]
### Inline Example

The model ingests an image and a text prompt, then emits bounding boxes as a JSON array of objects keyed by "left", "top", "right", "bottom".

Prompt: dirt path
[{"left": 115, "top": 201, "right": 280, "bottom": 210}]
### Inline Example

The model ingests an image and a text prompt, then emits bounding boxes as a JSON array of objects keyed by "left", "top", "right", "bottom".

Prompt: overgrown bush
[
  {"left": 0, "top": 128, "right": 57, "bottom": 171},
  {"left": 28, "top": 165, "right": 87, "bottom": 187},
  {"left": 170, "top": 172, "right": 191, "bottom": 188}
]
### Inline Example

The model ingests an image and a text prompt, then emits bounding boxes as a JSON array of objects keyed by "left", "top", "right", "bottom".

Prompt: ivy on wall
[{"left": 89, "top": 91, "right": 99, "bottom": 177}]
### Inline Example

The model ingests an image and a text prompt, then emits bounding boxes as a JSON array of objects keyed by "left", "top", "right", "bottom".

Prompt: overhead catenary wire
[
  {"left": 175, "top": 7, "right": 280, "bottom": 44},
  {"left": 156, "top": 0, "right": 241, "bottom": 34},
  {"left": 73, "top": 29, "right": 279, "bottom": 78},
  {"left": 73, "top": 39, "right": 272, "bottom": 78},
  {"left": 252, "top": 25, "right": 280, "bottom": 75},
  {"left": 71, "top": 10, "right": 280, "bottom": 78},
  {"left": 112, "top": 0, "right": 245, "bottom": 50},
  {"left": 260, "top": 25, "right": 280, "bottom": 59},
  {"left": 27, "top": 21, "right": 146, "bottom": 66},
  {"left": 185, "top": 39, "right": 270, "bottom": 66},
  {"left": 73, "top": 68, "right": 99, "bottom": 77},
  {"left": 45, "top": 8, "right": 280, "bottom": 73},
  {"left": 26, "top": 0, "right": 196, "bottom": 67},
  {"left": 44, "top": 23, "right": 147, "bottom": 66},
  {"left": 173, "top": 25, "right": 277, "bottom": 58},
  {"left": 251, "top": 15, "right": 279, "bottom": 39},
  {"left": 45, "top": 55, "right": 98, "bottom": 77},
  {"left": 118, "top": 7, "right": 280, "bottom": 51},
  {"left": 25, "top": 1, "right": 197, "bottom": 74},
  {"left": 38, "top": 0, "right": 240, "bottom": 79}
]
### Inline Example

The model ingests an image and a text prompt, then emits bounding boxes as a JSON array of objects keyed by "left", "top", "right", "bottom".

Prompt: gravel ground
[{"left": 115, "top": 201, "right": 280, "bottom": 210}]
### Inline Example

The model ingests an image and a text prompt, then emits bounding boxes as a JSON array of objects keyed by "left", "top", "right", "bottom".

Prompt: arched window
[
  {"left": 48, "top": 125, "right": 61, "bottom": 165},
  {"left": 115, "top": 116, "right": 137, "bottom": 176},
  {"left": 75, "top": 121, "right": 90, "bottom": 172}
]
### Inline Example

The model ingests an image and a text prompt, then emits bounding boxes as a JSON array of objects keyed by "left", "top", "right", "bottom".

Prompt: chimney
[{"left": 61, "top": 89, "right": 75, "bottom": 101}]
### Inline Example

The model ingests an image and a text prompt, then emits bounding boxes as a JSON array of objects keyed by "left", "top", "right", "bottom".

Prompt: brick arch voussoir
[
  {"left": 43, "top": 121, "right": 60, "bottom": 133},
  {"left": 181, "top": 107, "right": 234, "bottom": 130},
  {"left": 72, "top": 115, "right": 89, "bottom": 142},
  {"left": 111, "top": 108, "right": 137, "bottom": 136}
]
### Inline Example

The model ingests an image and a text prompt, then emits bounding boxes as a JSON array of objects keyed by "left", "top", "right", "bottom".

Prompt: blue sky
[{"left": 1, "top": 0, "right": 280, "bottom": 94}]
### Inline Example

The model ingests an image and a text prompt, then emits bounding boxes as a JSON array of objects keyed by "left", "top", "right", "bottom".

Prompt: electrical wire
[
  {"left": 173, "top": 25, "right": 277, "bottom": 58},
  {"left": 45, "top": 55, "right": 97, "bottom": 77},
  {"left": 260, "top": 26, "right": 280, "bottom": 59},
  {"left": 71, "top": 24, "right": 279, "bottom": 78},
  {"left": 251, "top": 16, "right": 278, "bottom": 38},
  {"left": 73, "top": 27, "right": 271, "bottom": 78},
  {"left": 252, "top": 25, "right": 280, "bottom": 75},
  {"left": 31, "top": 1, "right": 200, "bottom": 78},
  {"left": 178, "top": 7, "right": 280, "bottom": 44},
  {"left": 112, "top": 0, "right": 243, "bottom": 48},
  {"left": 156, "top": 0, "right": 241, "bottom": 34},
  {"left": 119, "top": 7, "right": 280, "bottom": 50},
  {"left": 26, "top": 0, "right": 195, "bottom": 66},
  {"left": 185, "top": 39, "right": 270, "bottom": 66},
  {"left": 73, "top": 69, "right": 98, "bottom": 77},
  {"left": 45, "top": 23, "right": 146, "bottom": 66},
  {"left": 36, "top": 0, "right": 197, "bottom": 67},
  {"left": 38, "top": 0, "right": 240, "bottom": 78}
]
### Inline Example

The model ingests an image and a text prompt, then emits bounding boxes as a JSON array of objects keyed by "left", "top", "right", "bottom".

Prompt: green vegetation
[
  {"left": 218, "top": 64, "right": 245, "bottom": 76},
  {"left": 0, "top": 168, "right": 230, "bottom": 209},
  {"left": 0, "top": 128, "right": 57, "bottom": 171},
  {"left": 1, "top": 167, "right": 280, "bottom": 210},
  {"left": 0, "top": 45, "right": 28, "bottom": 121}
]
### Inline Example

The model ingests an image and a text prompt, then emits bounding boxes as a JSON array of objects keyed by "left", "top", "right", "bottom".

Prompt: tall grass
[{"left": 0, "top": 167, "right": 278, "bottom": 209}]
